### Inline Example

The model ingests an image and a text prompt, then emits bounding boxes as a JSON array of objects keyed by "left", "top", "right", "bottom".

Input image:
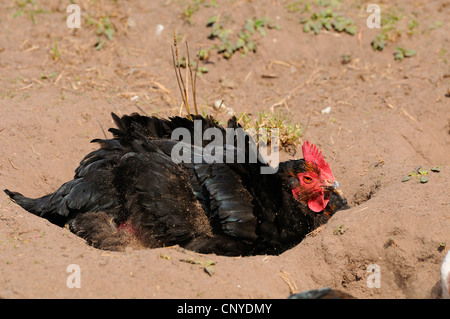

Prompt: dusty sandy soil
[{"left": 0, "top": 0, "right": 449, "bottom": 299}]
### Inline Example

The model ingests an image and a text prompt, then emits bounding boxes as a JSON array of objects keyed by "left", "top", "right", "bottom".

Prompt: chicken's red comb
[{"left": 302, "top": 141, "right": 334, "bottom": 181}]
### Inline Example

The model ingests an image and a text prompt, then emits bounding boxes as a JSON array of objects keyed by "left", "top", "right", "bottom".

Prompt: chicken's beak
[
  {"left": 330, "top": 180, "right": 350, "bottom": 210},
  {"left": 323, "top": 180, "right": 349, "bottom": 209},
  {"left": 323, "top": 180, "right": 340, "bottom": 192},
  {"left": 332, "top": 180, "right": 343, "bottom": 195}
]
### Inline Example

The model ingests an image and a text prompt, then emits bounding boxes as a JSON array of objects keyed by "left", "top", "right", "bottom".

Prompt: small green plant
[
  {"left": 238, "top": 110, "right": 304, "bottom": 147},
  {"left": 401, "top": 166, "right": 440, "bottom": 183},
  {"left": 341, "top": 53, "right": 352, "bottom": 64},
  {"left": 407, "top": 17, "right": 419, "bottom": 35},
  {"left": 370, "top": 6, "right": 422, "bottom": 52},
  {"left": 86, "top": 15, "right": 115, "bottom": 49},
  {"left": 183, "top": 0, "right": 218, "bottom": 24},
  {"left": 207, "top": 16, "right": 277, "bottom": 59},
  {"left": 183, "top": 1, "right": 201, "bottom": 24},
  {"left": 371, "top": 33, "right": 386, "bottom": 51},
  {"left": 300, "top": 8, "right": 356, "bottom": 35},
  {"left": 333, "top": 224, "right": 346, "bottom": 235},
  {"left": 207, "top": 15, "right": 234, "bottom": 58},
  {"left": 394, "top": 47, "right": 416, "bottom": 61},
  {"left": 197, "top": 48, "right": 210, "bottom": 61},
  {"left": 159, "top": 253, "right": 171, "bottom": 260},
  {"left": 51, "top": 39, "right": 60, "bottom": 61},
  {"left": 285, "top": 1, "right": 302, "bottom": 13},
  {"left": 13, "top": 0, "right": 49, "bottom": 24},
  {"left": 178, "top": 57, "right": 209, "bottom": 76},
  {"left": 285, "top": 0, "right": 319, "bottom": 13}
]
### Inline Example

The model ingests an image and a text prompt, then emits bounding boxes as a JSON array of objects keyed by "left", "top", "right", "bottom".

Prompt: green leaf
[
  {"left": 204, "top": 265, "right": 215, "bottom": 276},
  {"left": 372, "top": 35, "right": 386, "bottom": 51},
  {"left": 244, "top": 19, "right": 255, "bottom": 33},
  {"left": 12, "top": 10, "right": 25, "bottom": 18},
  {"left": 418, "top": 168, "right": 428, "bottom": 175},
  {"left": 332, "top": 20, "right": 345, "bottom": 32},
  {"left": 95, "top": 38, "right": 104, "bottom": 50},
  {"left": 203, "top": 260, "right": 216, "bottom": 276},
  {"left": 235, "top": 37, "right": 246, "bottom": 49},
  {"left": 258, "top": 27, "right": 266, "bottom": 37},
  {"left": 403, "top": 49, "right": 416, "bottom": 57},
  {"left": 322, "top": 20, "right": 332, "bottom": 30},
  {"left": 303, "top": 22, "right": 311, "bottom": 33},
  {"left": 104, "top": 27, "right": 114, "bottom": 41},
  {"left": 333, "top": 224, "right": 346, "bottom": 235},
  {"left": 395, "top": 47, "right": 416, "bottom": 61},
  {"left": 394, "top": 50, "right": 404, "bottom": 61},
  {"left": 204, "top": 260, "right": 215, "bottom": 267},
  {"left": 196, "top": 66, "right": 208, "bottom": 75},
  {"left": 159, "top": 253, "right": 171, "bottom": 260},
  {"left": 311, "top": 20, "right": 322, "bottom": 34},
  {"left": 246, "top": 41, "right": 256, "bottom": 52},
  {"left": 206, "top": 15, "right": 218, "bottom": 26},
  {"left": 402, "top": 176, "right": 412, "bottom": 182},
  {"left": 420, "top": 176, "right": 429, "bottom": 183},
  {"left": 345, "top": 26, "right": 357, "bottom": 35},
  {"left": 300, "top": 18, "right": 309, "bottom": 24},
  {"left": 254, "top": 18, "right": 266, "bottom": 29}
]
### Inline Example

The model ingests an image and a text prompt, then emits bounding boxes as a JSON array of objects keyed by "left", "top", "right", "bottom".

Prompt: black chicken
[{"left": 4, "top": 113, "right": 348, "bottom": 256}]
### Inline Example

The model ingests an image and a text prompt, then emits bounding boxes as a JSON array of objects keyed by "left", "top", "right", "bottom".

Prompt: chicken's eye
[{"left": 303, "top": 176, "right": 313, "bottom": 184}]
